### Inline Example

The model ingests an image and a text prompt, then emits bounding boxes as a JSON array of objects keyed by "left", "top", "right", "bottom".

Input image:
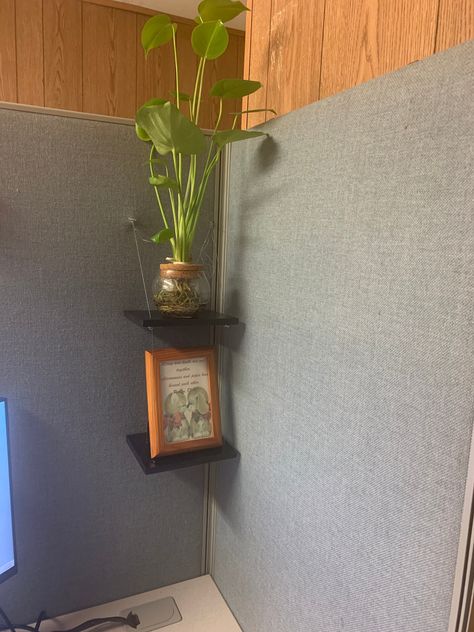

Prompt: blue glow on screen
[{"left": 0, "top": 401, "right": 15, "bottom": 577}]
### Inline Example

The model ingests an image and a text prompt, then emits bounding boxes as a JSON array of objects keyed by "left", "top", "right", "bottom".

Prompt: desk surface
[{"left": 38, "top": 576, "right": 242, "bottom": 632}]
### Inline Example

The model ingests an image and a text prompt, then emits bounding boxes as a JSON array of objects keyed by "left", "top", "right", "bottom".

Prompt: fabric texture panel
[
  {"left": 0, "top": 109, "right": 215, "bottom": 621},
  {"left": 213, "top": 41, "right": 474, "bottom": 632}
]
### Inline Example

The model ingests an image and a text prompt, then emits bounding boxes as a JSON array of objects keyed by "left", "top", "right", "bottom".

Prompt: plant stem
[
  {"left": 188, "top": 148, "right": 221, "bottom": 242},
  {"left": 164, "top": 161, "right": 179, "bottom": 252},
  {"left": 172, "top": 30, "right": 180, "bottom": 110},
  {"left": 192, "top": 58, "right": 204, "bottom": 122},
  {"left": 186, "top": 98, "right": 222, "bottom": 236},
  {"left": 172, "top": 29, "right": 183, "bottom": 201},
  {"left": 172, "top": 149, "right": 190, "bottom": 261},
  {"left": 194, "top": 59, "right": 207, "bottom": 126},
  {"left": 149, "top": 146, "right": 176, "bottom": 250},
  {"left": 201, "top": 98, "right": 222, "bottom": 185}
]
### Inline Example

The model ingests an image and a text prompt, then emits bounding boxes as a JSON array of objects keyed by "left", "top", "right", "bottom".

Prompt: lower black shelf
[{"left": 127, "top": 432, "right": 239, "bottom": 475}]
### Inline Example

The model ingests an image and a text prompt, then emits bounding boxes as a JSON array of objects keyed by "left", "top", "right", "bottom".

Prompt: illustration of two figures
[{"left": 163, "top": 386, "right": 212, "bottom": 443}]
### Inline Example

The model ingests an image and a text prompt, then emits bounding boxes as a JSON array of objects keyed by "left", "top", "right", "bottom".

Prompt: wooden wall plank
[
  {"left": 377, "top": 0, "right": 438, "bottom": 69},
  {"left": 245, "top": 0, "right": 272, "bottom": 128},
  {"left": 241, "top": 0, "right": 253, "bottom": 129},
  {"left": 43, "top": 0, "right": 82, "bottom": 111},
  {"left": 83, "top": 3, "right": 137, "bottom": 117},
  {"left": 436, "top": 0, "right": 474, "bottom": 52},
  {"left": 236, "top": 32, "right": 245, "bottom": 129},
  {"left": 222, "top": 33, "right": 246, "bottom": 129},
  {"left": 320, "top": 0, "right": 439, "bottom": 100},
  {"left": 237, "top": 30, "right": 245, "bottom": 81},
  {"left": 136, "top": 12, "right": 175, "bottom": 110},
  {"left": 2, "top": 0, "right": 244, "bottom": 122},
  {"left": 0, "top": 0, "right": 17, "bottom": 102},
  {"left": 176, "top": 21, "right": 197, "bottom": 112},
  {"left": 6, "top": 0, "right": 474, "bottom": 125},
  {"left": 84, "top": 0, "right": 246, "bottom": 36},
  {"left": 200, "top": 34, "right": 243, "bottom": 130},
  {"left": 267, "top": 0, "right": 325, "bottom": 119},
  {"left": 16, "top": 0, "right": 44, "bottom": 106}
]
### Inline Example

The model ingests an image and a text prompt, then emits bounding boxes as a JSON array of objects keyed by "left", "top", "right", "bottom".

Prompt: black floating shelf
[
  {"left": 127, "top": 432, "right": 239, "bottom": 475},
  {"left": 124, "top": 310, "right": 239, "bottom": 328}
]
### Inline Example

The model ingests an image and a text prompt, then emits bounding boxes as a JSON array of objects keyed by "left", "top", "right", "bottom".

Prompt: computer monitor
[{"left": 0, "top": 398, "right": 16, "bottom": 583}]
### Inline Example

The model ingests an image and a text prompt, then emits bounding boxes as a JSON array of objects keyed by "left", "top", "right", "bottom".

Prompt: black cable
[
  {"left": 33, "top": 612, "right": 46, "bottom": 632},
  {"left": 51, "top": 613, "right": 140, "bottom": 632},
  {"left": 0, "top": 608, "right": 16, "bottom": 632},
  {"left": 0, "top": 610, "right": 140, "bottom": 632}
]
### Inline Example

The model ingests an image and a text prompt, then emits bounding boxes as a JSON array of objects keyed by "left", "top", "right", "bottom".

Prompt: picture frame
[{"left": 145, "top": 347, "right": 222, "bottom": 458}]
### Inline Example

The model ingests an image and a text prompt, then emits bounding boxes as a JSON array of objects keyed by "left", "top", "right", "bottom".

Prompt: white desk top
[{"left": 38, "top": 576, "right": 241, "bottom": 632}]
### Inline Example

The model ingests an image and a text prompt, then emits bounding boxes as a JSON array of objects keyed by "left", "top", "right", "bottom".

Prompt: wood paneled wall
[
  {"left": 0, "top": 0, "right": 245, "bottom": 128},
  {"left": 243, "top": 0, "right": 474, "bottom": 128}
]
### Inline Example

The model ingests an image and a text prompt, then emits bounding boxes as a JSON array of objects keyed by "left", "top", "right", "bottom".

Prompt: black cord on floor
[
  {"left": 0, "top": 607, "right": 16, "bottom": 632},
  {"left": 33, "top": 612, "right": 46, "bottom": 632},
  {"left": 0, "top": 608, "right": 140, "bottom": 632}
]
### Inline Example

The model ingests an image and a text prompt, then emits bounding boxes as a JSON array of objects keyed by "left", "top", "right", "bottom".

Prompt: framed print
[{"left": 145, "top": 347, "right": 222, "bottom": 458}]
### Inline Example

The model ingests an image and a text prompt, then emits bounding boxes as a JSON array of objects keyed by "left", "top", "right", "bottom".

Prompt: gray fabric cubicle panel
[
  {"left": 0, "top": 107, "right": 215, "bottom": 621},
  {"left": 214, "top": 42, "right": 474, "bottom": 632}
]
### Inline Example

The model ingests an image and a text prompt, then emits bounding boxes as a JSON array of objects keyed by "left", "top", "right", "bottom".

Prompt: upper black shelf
[{"left": 124, "top": 309, "right": 239, "bottom": 328}]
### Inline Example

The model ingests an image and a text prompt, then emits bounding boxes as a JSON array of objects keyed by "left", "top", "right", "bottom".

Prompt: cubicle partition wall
[
  {"left": 214, "top": 41, "right": 474, "bottom": 632},
  {"left": 0, "top": 105, "right": 216, "bottom": 621},
  {"left": 0, "top": 39, "right": 473, "bottom": 632}
]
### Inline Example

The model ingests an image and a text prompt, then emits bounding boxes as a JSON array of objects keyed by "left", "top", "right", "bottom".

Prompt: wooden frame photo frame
[{"left": 145, "top": 347, "right": 222, "bottom": 458}]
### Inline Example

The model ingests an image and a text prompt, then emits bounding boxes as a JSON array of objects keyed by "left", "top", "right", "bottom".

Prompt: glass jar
[
  {"left": 198, "top": 269, "right": 211, "bottom": 307},
  {"left": 153, "top": 263, "right": 204, "bottom": 318}
]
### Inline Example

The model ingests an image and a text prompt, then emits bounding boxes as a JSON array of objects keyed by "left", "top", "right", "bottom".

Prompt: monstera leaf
[
  {"left": 213, "top": 129, "right": 266, "bottom": 148},
  {"left": 151, "top": 228, "right": 174, "bottom": 244},
  {"left": 210, "top": 78, "right": 262, "bottom": 99},
  {"left": 192, "top": 20, "right": 229, "bottom": 59},
  {"left": 135, "top": 98, "right": 168, "bottom": 141},
  {"left": 198, "top": 0, "right": 248, "bottom": 23},
  {"left": 148, "top": 175, "right": 179, "bottom": 190},
  {"left": 141, "top": 15, "right": 177, "bottom": 55},
  {"left": 136, "top": 102, "right": 206, "bottom": 155}
]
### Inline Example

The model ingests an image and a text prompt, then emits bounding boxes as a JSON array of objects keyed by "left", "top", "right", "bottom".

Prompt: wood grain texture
[
  {"left": 1, "top": 0, "right": 244, "bottom": 121},
  {"left": 320, "top": 0, "right": 439, "bottom": 99},
  {"left": 136, "top": 12, "right": 174, "bottom": 109},
  {"left": 236, "top": 32, "right": 245, "bottom": 129},
  {"left": 469, "top": 602, "right": 474, "bottom": 632},
  {"left": 176, "top": 21, "right": 197, "bottom": 114},
  {"left": 43, "top": 0, "right": 82, "bottom": 110},
  {"left": 0, "top": 0, "right": 17, "bottom": 102},
  {"left": 241, "top": 0, "right": 253, "bottom": 129},
  {"left": 245, "top": 0, "right": 272, "bottom": 128},
  {"left": 84, "top": 0, "right": 246, "bottom": 35},
  {"left": 200, "top": 34, "right": 244, "bottom": 130},
  {"left": 436, "top": 0, "right": 474, "bottom": 51},
  {"left": 267, "top": 0, "right": 325, "bottom": 119},
  {"left": 83, "top": 3, "right": 137, "bottom": 117},
  {"left": 16, "top": 0, "right": 44, "bottom": 105}
]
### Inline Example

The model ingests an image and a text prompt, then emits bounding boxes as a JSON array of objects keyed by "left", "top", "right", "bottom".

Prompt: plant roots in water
[{"left": 154, "top": 279, "right": 200, "bottom": 318}]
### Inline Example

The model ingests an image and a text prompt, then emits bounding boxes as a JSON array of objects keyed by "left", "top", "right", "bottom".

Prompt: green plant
[{"left": 135, "top": 0, "right": 275, "bottom": 263}]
